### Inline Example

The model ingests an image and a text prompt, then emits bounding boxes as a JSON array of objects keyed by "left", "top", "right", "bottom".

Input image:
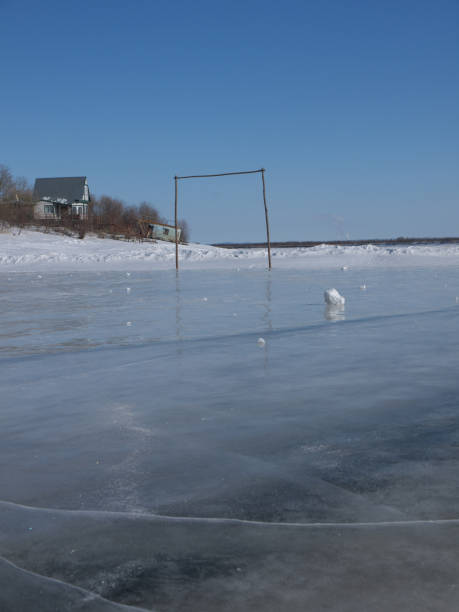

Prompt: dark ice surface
[
  {"left": 3, "top": 502, "right": 459, "bottom": 612},
  {"left": 0, "top": 555, "right": 146, "bottom": 612},
  {"left": 1, "top": 266, "right": 459, "bottom": 610}
]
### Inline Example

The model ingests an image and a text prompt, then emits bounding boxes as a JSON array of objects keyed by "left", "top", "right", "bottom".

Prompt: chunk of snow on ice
[
  {"left": 126, "top": 322, "right": 132, "bottom": 326},
  {"left": 257, "top": 337, "right": 266, "bottom": 347},
  {"left": 341, "top": 266, "right": 349, "bottom": 271},
  {"left": 324, "top": 288, "right": 345, "bottom": 305},
  {"left": 360, "top": 284, "right": 367, "bottom": 290},
  {"left": 126, "top": 287, "right": 131, "bottom": 294},
  {"left": 202, "top": 297, "right": 208, "bottom": 302}
]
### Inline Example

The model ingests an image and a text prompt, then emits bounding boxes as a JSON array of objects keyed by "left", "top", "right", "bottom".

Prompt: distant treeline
[
  {"left": 0, "top": 164, "right": 189, "bottom": 241},
  {"left": 213, "top": 237, "right": 459, "bottom": 249}
]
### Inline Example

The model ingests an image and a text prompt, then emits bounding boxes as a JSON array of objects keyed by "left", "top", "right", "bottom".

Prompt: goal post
[{"left": 173, "top": 168, "right": 272, "bottom": 270}]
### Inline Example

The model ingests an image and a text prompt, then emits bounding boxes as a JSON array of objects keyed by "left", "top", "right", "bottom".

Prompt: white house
[{"left": 33, "top": 177, "right": 90, "bottom": 220}]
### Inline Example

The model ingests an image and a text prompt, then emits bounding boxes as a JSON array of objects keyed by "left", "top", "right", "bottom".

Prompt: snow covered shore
[{"left": 1, "top": 228, "right": 459, "bottom": 270}]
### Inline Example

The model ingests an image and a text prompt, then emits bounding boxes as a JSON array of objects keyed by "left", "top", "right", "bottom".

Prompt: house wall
[
  {"left": 150, "top": 224, "right": 181, "bottom": 242},
  {"left": 83, "top": 179, "right": 89, "bottom": 203},
  {"left": 34, "top": 201, "right": 88, "bottom": 220},
  {"left": 71, "top": 203, "right": 88, "bottom": 219},
  {"left": 34, "top": 201, "right": 60, "bottom": 220}
]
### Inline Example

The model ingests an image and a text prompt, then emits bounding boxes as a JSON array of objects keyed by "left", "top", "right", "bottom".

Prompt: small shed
[
  {"left": 33, "top": 177, "right": 90, "bottom": 220},
  {"left": 147, "top": 222, "right": 181, "bottom": 243}
]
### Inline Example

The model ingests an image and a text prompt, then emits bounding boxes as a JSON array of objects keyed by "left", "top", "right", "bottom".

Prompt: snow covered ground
[
  {"left": 1, "top": 227, "right": 459, "bottom": 270},
  {"left": 1, "top": 228, "right": 459, "bottom": 610}
]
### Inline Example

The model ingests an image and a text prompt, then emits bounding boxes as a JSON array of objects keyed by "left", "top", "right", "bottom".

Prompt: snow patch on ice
[{"left": 324, "top": 288, "right": 346, "bottom": 305}]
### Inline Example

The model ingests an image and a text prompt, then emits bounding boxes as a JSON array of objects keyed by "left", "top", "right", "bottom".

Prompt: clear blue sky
[{"left": 1, "top": 0, "right": 458, "bottom": 242}]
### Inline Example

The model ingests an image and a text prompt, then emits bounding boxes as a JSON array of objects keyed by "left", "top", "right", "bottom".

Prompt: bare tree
[
  {"left": 92, "top": 195, "right": 125, "bottom": 231},
  {"left": 138, "top": 201, "right": 163, "bottom": 223},
  {"left": 178, "top": 218, "right": 190, "bottom": 243},
  {"left": 122, "top": 205, "right": 139, "bottom": 237},
  {"left": 0, "top": 166, "right": 34, "bottom": 226},
  {"left": 0, "top": 165, "right": 15, "bottom": 201},
  {"left": 14, "top": 176, "right": 33, "bottom": 202}
]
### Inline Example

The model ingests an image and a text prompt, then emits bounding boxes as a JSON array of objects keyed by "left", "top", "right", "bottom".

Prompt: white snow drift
[{"left": 1, "top": 228, "right": 459, "bottom": 270}]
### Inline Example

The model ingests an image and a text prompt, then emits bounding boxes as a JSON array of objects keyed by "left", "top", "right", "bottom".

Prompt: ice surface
[
  {"left": 2, "top": 501, "right": 459, "bottom": 612},
  {"left": 1, "top": 255, "right": 459, "bottom": 610},
  {"left": 0, "top": 556, "right": 147, "bottom": 611}
]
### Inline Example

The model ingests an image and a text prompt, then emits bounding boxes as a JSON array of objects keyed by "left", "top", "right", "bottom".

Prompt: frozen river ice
[{"left": 1, "top": 264, "right": 459, "bottom": 610}]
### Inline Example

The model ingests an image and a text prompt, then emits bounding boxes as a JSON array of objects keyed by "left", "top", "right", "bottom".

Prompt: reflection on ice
[{"left": 324, "top": 304, "right": 346, "bottom": 321}]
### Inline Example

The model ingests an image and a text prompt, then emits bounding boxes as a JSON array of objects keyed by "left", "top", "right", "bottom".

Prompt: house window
[
  {"left": 163, "top": 228, "right": 169, "bottom": 235},
  {"left": 44, "top": 205, "right": 55, "bottom": 214}
]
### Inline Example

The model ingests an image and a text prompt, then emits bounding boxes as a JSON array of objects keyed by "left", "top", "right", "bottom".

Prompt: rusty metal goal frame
[{"left": 173, "top": 168, "right": 272, "bottom": 270}]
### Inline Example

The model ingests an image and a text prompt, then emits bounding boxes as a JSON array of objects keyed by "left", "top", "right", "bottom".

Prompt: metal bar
[
  {"left": 174, "top": 176, "right": 178, "bottom": 270},
  {"left": 176, "top": 169, "right": 263, "bottom": 180},
  {"left": 261, "top": 168, "right": 272, "bottom": 270}
]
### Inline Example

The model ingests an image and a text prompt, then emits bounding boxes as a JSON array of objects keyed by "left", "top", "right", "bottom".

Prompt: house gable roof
[{"left": 33, "top": 177, "right": 88, "bottom": 204}]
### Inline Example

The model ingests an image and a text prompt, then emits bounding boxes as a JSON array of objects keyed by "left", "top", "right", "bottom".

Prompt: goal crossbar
[{"left": 173, "top": 168, "right": 272, "bottom": 270}]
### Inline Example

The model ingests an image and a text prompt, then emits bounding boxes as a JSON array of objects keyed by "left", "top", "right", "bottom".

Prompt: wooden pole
[
  {"left": 174, "top": 168, "right": 272, "bottom": 270},
  {"left": 176, "top": 169, "right": 262, "bottom": 179},
  {"left": 174, "top": 176, "right": 179, "bottom": 270},
  {"left": 261, "top": 168, "right": 272, "bottom": 270}
]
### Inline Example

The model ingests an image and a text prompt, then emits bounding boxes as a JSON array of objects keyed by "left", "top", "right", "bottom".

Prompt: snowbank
[{"left": 0, "top": 228, "right": 459, "bottom": 270}]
